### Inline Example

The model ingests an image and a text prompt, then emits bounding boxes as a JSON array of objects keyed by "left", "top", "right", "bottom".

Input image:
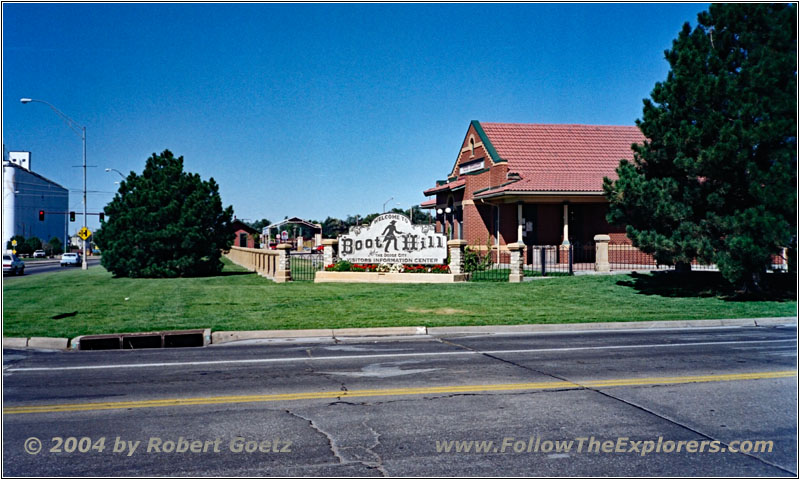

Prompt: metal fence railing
[
  {"left": 289, "top": 251, "right": 325, "bottom": 281},
  {"left": 466, "top": 245, "right": 584, "bottom": 282},
  {"left": 608, "top": 243, "right": 717, "bottom": 271},
  {"left": 464, "top": 242, "right": 726, "bottom": 282}
]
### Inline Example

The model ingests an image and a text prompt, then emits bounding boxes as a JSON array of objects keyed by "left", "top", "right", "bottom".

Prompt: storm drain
[{"left": 75, "top": 329, "right": 210, "bottom": 350}]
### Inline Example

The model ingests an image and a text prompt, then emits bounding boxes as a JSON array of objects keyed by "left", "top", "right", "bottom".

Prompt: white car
[
  {"left": 60, "top": 252, "right": 82, "bottom": 267},
  {"left": 3, "top": 254, "right": 25, "bottom": 275},
  {"left": 33, "top": 250, "right": 46, "bottom": 258}
]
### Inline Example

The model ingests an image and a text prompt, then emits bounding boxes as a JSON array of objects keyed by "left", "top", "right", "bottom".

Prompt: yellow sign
[
  {"left": 78, "top": 227, "right": 92, "bottom": 240},
  {"left": 11, "top": 240, "right": 17, "bottom": 246}
]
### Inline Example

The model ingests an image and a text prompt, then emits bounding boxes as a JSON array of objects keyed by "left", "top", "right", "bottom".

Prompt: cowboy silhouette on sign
[{"left": 381, "top": 220, "right": 404, "bottom": 252}]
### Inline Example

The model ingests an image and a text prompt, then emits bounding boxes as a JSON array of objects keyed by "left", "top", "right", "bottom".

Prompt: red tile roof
[
  {"left": 476, "top": 122, "right": 644, "bottom": 195},
  {"left": 423, "top": 178, "right": 466, "bottom": 196}
]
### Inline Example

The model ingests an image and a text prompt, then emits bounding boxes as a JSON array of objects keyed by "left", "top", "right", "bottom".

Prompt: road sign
[
  {"left": 78, "top": 227, "right": 92, "bottom": 240},
  {"left": 11, "top": 240, "right": 17, "bottom": 246}
]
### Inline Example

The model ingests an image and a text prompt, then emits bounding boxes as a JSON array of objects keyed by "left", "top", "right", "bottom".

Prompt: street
[
  {"left": 4, "top": 257, "right": 102, "bottom": 277},
  {"left": 3, "top": 325, "right": 797, "bottom": 476}
]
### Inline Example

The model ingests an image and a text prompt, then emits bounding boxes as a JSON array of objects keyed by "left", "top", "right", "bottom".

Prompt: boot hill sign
[{"left": 339, "top": 213, "right": 447, "bottom": 264}]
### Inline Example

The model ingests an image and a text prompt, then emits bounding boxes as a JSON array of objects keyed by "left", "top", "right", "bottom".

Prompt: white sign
[{"left": 339, "top": 213, "right": 447, "bottom": 265}]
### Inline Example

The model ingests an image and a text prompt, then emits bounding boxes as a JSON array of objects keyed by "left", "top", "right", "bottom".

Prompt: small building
[
  {"left": 231, "top": 220, "right": 259, "bottom": 248},
  {"left": 422, "top": 121, "right": 644, "bottom": 257},
  {"left": 2, "top": 153, "right": 69, "bottom": 249},
  {"left": 263, "top": 218, "right": 322, "bottom": 249}
]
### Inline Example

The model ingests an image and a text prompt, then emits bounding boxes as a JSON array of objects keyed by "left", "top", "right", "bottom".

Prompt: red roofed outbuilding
[
  {"left": 231, "top": 220, "right": 259, "bottom": 249},
  {"left": 422, "top": 121, "right": 644, "bottom": 257}
]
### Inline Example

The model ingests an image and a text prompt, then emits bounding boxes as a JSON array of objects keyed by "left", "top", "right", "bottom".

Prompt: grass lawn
[{"left": 2, "top": 259, "right": 796, "bottom": 338}]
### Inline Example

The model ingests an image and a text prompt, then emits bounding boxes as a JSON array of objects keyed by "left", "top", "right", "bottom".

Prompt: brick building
[
  {"left": 422, "top": 121, "right": 645, "bottom": 257},
  {"left": 231, "top": 220, "right": 259, "bottom": 248}
]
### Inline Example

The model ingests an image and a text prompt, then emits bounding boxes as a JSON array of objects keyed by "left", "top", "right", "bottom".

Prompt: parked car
[
  {"left": 60, "top": 252, "right": 81, "bottom": 267},
  {"left": 3, "top": 254, "right": 25, "bottom": 276},
  {"left": 33, "top": 250, "right": 46, "bottom": 258}
]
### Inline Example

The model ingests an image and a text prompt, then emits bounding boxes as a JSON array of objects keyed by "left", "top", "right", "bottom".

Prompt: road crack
[
  {"left": 285, "top": 409, "right": 347, "bottom": 465},
  {"left": 285, "top": 408, "right": 388, "bottom": 476}
]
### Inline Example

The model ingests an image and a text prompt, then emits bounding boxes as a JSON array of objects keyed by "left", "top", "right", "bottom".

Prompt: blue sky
[{"left": 3, "top": 3, "right": 708, "bottom": 231}]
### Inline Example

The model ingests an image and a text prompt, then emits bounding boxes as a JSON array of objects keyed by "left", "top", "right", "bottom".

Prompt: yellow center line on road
[{"left": 4, "top": 370, "right": 795, "bottom": 415}]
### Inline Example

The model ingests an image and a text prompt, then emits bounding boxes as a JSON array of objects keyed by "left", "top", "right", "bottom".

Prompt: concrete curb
[
  {"left": 211, "top": 326, "right": 429, "bottom": 345},
  {"left": 334, "top": 326, "right": 428, "bottom": 337},
  {"left": 26, "top": 337, "right": 70, "bottom": 350},
  {"left": 212, "top": 329, "right": 335, "bottom": 344},
  {"left": 3, "top": 337, "right": 28, "bottom": 348},
  {"left": 426, "top": 317, "right": 797, "bottom": 336}
]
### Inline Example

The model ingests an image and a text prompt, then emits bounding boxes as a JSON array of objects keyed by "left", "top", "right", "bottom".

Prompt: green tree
[
  {"left": 25, "top": 236, "right": 43, "bottom": 252},
  {"left": 604, "top": 3, "right": 796, "bottom": 291},
  {"left": 44, "top": 237, "right": 63, "bottom": 256},
  {"left": 248, "top": 218, "right": 271, "bottom": 231},
  {"left": 6, "top": 235, "right": 26, "bottom": 254},
  {"left": 94, "top": 149, "right": 234, "bottom": 278}
]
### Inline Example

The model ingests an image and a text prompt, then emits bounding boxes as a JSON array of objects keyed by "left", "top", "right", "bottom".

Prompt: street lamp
[
  {"left": 21, "top": 98, "right": 88, "bottom": 270},
  {"left": 105, "top": 167, "right": 125, "bottom": 180},
  {"left": 383, "top": 196, "right": 394, "bottom": 213},
  {"left": 436, "top": 207, "right": 452, "bottom": 238}
]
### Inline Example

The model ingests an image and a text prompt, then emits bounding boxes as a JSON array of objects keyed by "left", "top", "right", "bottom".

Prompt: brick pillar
[
  {"left": 594, "top": 234, "right": 610, "bottom": 272},
  {"left": 275, "top": 244, "right": 292, "bottom": 282},
  {"left": 322, "top": 239, "right": 338, "bottom": 266},
  {"left": 508, "top": 242, "right": 524, "bottom": 283},
  {"left": 447, "top": 240, "right": 468, "bottom": 275}
]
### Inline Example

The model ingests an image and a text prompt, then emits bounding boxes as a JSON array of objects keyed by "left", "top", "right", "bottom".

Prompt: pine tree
[
  {"left": 94, "top": 150, "right": 234, "bottom": 277},
  {"left": 604, "top": 3, "right": 797, "bottom": 291}
]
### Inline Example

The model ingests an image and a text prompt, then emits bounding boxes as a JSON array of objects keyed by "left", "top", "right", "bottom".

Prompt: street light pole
[
  {"left": 383, "top": 196, "right": 394, "bottom": 213},
  {"left": 21, "top": 98, "right": 88, "bottom": 269},
  {"left": 105, "top": 168, "right": 125, "bottom": 180}
]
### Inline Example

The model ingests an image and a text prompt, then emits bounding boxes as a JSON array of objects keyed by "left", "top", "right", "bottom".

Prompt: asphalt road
[
  {"left": 3, "top": 325, "right": 797, "bottom": 476},
  {"left": 4, "top": 257, "right": 102, "bottom": 277}
]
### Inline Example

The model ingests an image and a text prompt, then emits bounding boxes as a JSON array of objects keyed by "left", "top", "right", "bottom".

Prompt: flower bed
[
  {"left": 324, "top": 262, "right": 451, "bottom": 274},
  {"left": 316, "top": 262, "right": 465, "bottom": 283}
]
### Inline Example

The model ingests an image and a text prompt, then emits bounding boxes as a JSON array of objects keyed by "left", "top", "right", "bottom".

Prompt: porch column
[
  {"left": 517, "top": 203, "right": 524, "bottom": 243},
  {"left": 562, "top": 203, "right": 570, "bottom": 245}
]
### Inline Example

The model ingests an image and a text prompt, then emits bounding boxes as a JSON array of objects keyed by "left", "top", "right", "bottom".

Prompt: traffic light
[
  {"left": 99, "top": 213, "right": 105, "bottom": 222},
  {"left": 69, "top": 211, "right": 76, "bottom": 222},
  {"left": 39, "top": 210, "right": 45, "bottom": 221}
]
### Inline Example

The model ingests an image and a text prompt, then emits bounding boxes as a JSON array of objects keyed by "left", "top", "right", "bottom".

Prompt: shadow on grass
[
  {"left": 216, "top": 270, "right": 257, "bottom": 277},
  {"left": 617, "top": 271, "right": 796, "bottom": 302}
]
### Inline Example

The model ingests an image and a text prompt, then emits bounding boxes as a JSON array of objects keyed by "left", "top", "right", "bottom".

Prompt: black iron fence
[
  {"left": 466, "top": 245, "right": 586, "bottom": 282},
  {"left": 607, "top": 243, "right": 717, "bottom": 271},
  {"left": 289, "top": 251, "right": 325, "bottom": 281},
  {"left": 465, "top": 242, "right": 720, "bottom": 282}
]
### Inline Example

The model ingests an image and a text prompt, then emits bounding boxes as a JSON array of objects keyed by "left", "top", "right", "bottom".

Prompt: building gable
[{"left": 448, "top": 120, "right": 508, "bottom": 179}]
